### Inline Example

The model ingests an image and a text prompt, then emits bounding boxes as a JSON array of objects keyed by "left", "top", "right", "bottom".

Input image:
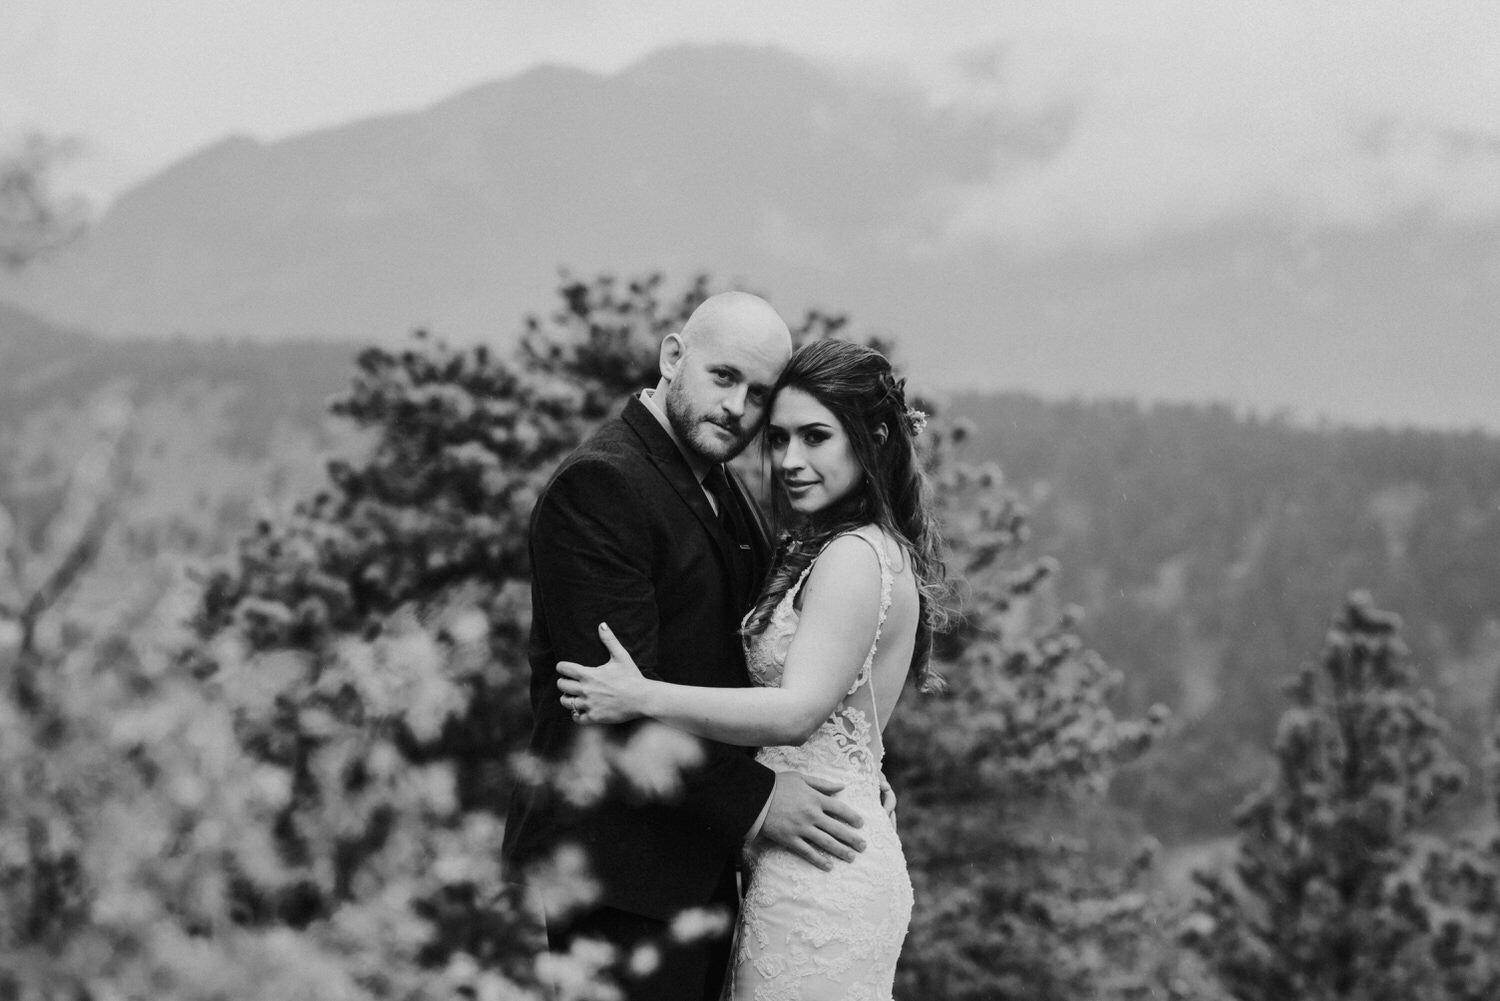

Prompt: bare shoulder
[
  {"left": 799, "top": 532, "right": 883, "bottom": 606},
  {"left": 802, "top": 527, "right": 911, "bottom": 600},
  {"left": 840, "top": 526, "right": 915, "bottom": 576},
  {"left": 813, "top": 530, "right": 884, "bottom": 574},
  {"left": 828, "top": 527, "right": 920, "bottom": 611}
]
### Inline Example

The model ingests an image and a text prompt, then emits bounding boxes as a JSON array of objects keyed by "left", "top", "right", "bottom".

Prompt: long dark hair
[{"left": 743, "top": 338, "right": 949, "bottom": 690}]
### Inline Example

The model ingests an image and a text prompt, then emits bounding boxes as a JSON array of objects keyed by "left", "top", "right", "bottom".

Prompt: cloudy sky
[
  {"left": 4, "top": 1, "right": 1499, "bottom": 430},
  {"left": 7, "top": 0, "right": 1500, "bottom": 246}
]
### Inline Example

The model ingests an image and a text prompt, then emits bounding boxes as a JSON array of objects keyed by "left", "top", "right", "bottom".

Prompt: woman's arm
[
  {"left": 558, "top": 535, "right": 884, "bottom": 746},
  {"left": 532, "top": 455, "right": 777, "bottom": 841}
]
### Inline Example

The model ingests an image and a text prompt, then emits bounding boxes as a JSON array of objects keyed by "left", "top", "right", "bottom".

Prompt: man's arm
[{"left": 530, "top": 457, "right": 774, "bottom": 845}]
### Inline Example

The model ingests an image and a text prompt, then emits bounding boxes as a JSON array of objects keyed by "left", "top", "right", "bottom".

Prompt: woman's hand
[{"left": 556, "top": 622, "right": 650, "bottom": 725}]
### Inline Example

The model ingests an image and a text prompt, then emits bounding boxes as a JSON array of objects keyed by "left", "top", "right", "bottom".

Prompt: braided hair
[{"left": 743, "top": 338, "right": 949, "bottom": 691}]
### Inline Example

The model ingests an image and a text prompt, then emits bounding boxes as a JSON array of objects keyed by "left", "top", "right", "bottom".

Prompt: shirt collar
[{"left": 640, "top": 388, "right": 714, "bottom": 484}]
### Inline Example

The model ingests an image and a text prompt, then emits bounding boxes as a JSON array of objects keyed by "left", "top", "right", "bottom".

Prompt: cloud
[
  {"left": 913, "top": 0, "right": 1500, "bottom": 254},
  {"left": 6, "top": 0, "right": 1499, "bottom": 238}
]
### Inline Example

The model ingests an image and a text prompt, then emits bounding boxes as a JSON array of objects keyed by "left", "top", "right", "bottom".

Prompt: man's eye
[{"left": 713, "top": 370, "right": 735, "bottom": 385}]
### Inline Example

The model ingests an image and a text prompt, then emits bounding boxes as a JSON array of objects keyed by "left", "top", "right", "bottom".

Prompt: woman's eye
[{"left": 804, "top": 432, "right": 828, "bottom": 445}]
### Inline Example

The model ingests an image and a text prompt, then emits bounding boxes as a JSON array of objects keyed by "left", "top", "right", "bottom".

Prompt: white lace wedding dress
[{"left": 727, "top": 527, "right": 913, "bottom": 1001}]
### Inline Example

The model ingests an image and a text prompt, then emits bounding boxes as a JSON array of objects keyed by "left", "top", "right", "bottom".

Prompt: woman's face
[{"left": 767, "top": 387, "right": 862, "bottom": 515}]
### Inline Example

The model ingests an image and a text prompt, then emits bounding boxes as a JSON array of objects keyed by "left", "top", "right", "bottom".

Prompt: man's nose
[{"left": 722, "top": 386, "right": 748, "bottom": 419}]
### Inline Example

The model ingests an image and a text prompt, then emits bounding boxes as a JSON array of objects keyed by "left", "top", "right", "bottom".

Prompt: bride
[{"left": 558, "top": 336, "right": 948, "bottom": 999}]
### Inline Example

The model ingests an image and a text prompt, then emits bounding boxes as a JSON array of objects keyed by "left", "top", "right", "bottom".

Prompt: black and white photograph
[{"left": 3, "top": 3, "right": 1499, "bottom": 999}]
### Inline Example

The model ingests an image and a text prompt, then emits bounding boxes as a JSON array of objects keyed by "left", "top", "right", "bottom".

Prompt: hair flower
[{"left": 905, "top": 407, "right": 928, "bottom": 435}]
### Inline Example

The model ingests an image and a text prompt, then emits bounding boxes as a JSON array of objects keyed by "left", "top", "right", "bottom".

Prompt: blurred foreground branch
[{"left": 0, "top": 131, "right": 88, "bottom": 270}]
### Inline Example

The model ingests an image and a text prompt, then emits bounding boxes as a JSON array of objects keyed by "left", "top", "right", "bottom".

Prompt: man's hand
[
  {"left": 879, "top": 773, "right": 898, "bottom": 829},
  {"left": 758, "top": 772, "right": 866, "bottom": 871}
]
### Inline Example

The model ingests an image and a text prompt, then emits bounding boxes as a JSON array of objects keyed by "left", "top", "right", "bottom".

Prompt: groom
[{"left": 502, "top": 291, "right": 869, "bottom": 1000}]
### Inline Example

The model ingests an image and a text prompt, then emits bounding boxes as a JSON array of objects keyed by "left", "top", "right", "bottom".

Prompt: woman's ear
[{"left": 874, "top": 423, "right": 889, "bottom": 445}]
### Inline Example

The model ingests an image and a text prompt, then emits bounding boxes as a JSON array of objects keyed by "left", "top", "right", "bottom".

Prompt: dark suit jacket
[{"left": 501, "top": 395, "right": 777, "bottom": 921}]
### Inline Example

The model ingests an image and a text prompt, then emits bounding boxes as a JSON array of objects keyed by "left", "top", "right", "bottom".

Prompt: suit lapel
[
  {"left": 622, "top": 398, "right": 737, "bottom": 566},
  {"left": 720, "top": 465, "right": 772, "bottom": 592}
]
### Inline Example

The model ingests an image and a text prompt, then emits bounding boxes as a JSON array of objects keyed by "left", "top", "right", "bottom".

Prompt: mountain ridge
[{"left": 2, "top": 42, "right": 1496, "bottom": 430}]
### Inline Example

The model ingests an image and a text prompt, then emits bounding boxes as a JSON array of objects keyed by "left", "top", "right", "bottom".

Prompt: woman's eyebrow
[{"left": 770, "top": 421, "right": 833, "bottom": 434}]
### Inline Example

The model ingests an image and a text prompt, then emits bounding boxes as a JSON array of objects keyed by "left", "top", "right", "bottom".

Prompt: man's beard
[{"left": 664, "top": 386, "right": 751, "bottom": 464}]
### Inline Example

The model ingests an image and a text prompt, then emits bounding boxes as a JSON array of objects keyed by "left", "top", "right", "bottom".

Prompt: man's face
[{"left": 662, "top": 326, "right": 785, "bottom": 464}]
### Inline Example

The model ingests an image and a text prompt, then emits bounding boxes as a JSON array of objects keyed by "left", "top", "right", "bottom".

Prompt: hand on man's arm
[{"left": 534, "top": 460, "right": 775, "bottom": 841}]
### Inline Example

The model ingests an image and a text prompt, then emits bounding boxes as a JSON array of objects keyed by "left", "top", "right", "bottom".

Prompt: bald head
[
  {"left": 656, "top": 292, "right": 792, "bottom": 463},
  {"left": 679, "top": 291, "right": 793, "bottom": 360}
]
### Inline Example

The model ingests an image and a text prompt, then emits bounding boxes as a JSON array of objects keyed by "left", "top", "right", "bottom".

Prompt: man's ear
[{"left": 659, "top": 332, "right": 685, "bottom": 380}]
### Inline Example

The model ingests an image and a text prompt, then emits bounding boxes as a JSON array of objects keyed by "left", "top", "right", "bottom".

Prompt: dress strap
[
  {"left": 836, "top": 528, "right": 895, "bottom": 707},
  {"left": 788, "top": 527, "right": 895, "bottom": 713}
]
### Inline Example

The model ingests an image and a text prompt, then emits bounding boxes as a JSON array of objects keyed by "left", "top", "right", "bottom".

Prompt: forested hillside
[
  {"left": 0, "top": 305, "right": 359, "bottom": 630},
  {"left": 0, "top": 301, "right": 351, "bottom": 442},
  {"left": 953, "top": 392, "right": 1500, "bottom": 839},
  {"left": 4, "top": 305, "right": 1496, "bottom": 846}
]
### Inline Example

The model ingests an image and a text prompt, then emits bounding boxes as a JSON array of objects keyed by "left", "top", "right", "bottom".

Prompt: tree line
[{"left": 2, "top": 273, "right": 1497, "bottom": 999}]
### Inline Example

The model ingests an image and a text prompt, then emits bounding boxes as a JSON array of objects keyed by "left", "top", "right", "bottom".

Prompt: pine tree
[
  {"left": 175, "top": 273, "right": 857, "bottom": 996},
  {"left": 1188, "top": 591, "right": 1499, "bottom": 1001},
  {"left": 0, "top": 271, "right": 1176, "bottom": 997},
  {"left": 197, "top": 271, "right": 1178, "bottom": 999},
  {"left": 194, "top": 273, "right": 851, "bottom": 802},
  {"left": 888, "top": 434, "right": 1173, "bottom": 1000}
]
